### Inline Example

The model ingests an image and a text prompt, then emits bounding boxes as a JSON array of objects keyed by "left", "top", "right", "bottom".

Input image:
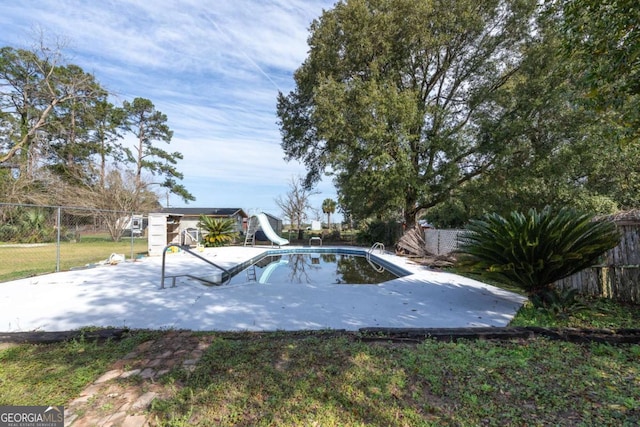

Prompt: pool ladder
[
  {"left": 367, "top": 242, "right": 386, "bottom": 273},
  {"left": 367, "top": 242, "right": 385, "bottom": 257},
  {"left": 246, "top": 265, "right": 257, "bottom": 282},
  {"left": 160, "top": 243, "right": 232, "bottom": 288}
]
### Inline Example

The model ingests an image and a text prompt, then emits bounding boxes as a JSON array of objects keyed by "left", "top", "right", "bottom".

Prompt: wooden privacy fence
[{"left": 554, "top": 213, "right": 640, "bottom": 303}]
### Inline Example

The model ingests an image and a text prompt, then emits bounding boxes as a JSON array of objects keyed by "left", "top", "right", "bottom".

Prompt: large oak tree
[
  {"left": 424, "top": 1, "right": 640, "bottom": 227},
  {"left": 561, "top": 0, "right": 640, "bottom": 139},
  {"left": 277, "top": 0, "right": 537, "bottom": 226}
]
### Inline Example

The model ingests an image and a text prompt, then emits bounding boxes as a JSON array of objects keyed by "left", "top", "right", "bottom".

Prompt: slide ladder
[{"left": 244, "top": 215, "right": 258, "bottom": 246}]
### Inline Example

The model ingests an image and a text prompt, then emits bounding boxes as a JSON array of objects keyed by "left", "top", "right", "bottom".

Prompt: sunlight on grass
[
  {"left": 510, "top": 296, "right": 640, "bottom": 329},
  {"left": 0, "top": 299, "right": 638, "bottom": 426},
  {"left": 0, "top": 236, "right": 148, "bottom": 282},
  {"left": 0, "top": 331, "right": 158, "bottom": 405},
  {"left": 146, "top": 334, "right": 640, "bottom": 426}
]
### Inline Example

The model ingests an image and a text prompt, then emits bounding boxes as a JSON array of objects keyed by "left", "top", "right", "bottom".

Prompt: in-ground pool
[{"left": 225, "top": 251, "right": 406, "bottom": 286}]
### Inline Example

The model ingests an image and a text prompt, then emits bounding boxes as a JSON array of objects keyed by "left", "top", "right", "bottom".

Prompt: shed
[
  {"left": 147, "top": 208, "right": 248, "bottom": 254},
  {"left": 156, "top": 207, "right": 248, "bottom": 234}
]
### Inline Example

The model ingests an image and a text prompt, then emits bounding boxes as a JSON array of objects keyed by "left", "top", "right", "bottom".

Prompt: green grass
[
  {"left": 0, "top": 299, "right": 638, "bottom": 426},
  {"left": 0, "top": 330, "right": 160, "bottom": 406},
  {"left": 510, "top": 295, "right": 640, "bottom": 329},
  {"left": 148, "top": 333, "right": 640, "bottom": 426},
  {"left": 0, "top": 234, "right": 148, "bottom": 282}
]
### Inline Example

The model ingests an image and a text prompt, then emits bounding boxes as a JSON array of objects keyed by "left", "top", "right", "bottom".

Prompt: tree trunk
[{"left": 404, "top": 202, "right": 418, "bottom": 229}]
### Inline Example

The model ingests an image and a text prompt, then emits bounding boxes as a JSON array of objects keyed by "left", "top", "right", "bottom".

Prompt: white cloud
[{"left": 0, "top": 0, "right": 341, "bottom": 220}]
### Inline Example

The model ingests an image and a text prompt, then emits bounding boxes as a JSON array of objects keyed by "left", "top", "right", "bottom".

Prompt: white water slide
[{"left": 254, "top": 213, "right": 289, "bottom": 247}]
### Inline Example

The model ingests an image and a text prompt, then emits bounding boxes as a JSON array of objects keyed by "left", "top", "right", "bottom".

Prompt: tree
[
  {"left": 91, "top": 97, "right": 126, "bottom": 187},
  {"left": 0, "top": 39, "right": 194, "bottom": 213},
  {"left": 277, "top": 0, "right": 537, "bottom": 227},
  {"left": 65, "top": 168, "right": 161, "bottom": 241},
  {"left": 322, "top": 198, "right": 337, "bottom": 228},
  {"left": 420, "top": 2, "right": 640, "bottom": 227},
  {"left": 275, "top": 176, "right": 318, "bottom": 239},
  {"left": 0, "top": 43, "right": 110, "bottom": 205},
  {"left": 45, "top": 64, "right": 108, "bottom": 184},
  {"left": 422, "top": 7, "right": 596, "bottom": 225},
  {"left": 561, "top": 0, "right": 640, "bottom": 139},
  {"left": 457, "top": 207, "right": 620, "bottom": 303},
  {"left": 0, "top": 45, "right": 103, "bottom": 174},
  {"left": 121, "top": 97, "right": 194, "bottom": 203}
]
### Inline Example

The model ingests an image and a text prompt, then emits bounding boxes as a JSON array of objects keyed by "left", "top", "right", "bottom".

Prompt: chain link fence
[
  {"left": 0, "top": 203, "right": 147, "bottom": 282},
  {"left": 424, "top": 228, "right": 466, "bottom": 256}
]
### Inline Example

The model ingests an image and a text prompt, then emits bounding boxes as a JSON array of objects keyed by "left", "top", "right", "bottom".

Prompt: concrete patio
[{"left": 0, "top": 246, "right": 527, "bottom": 332}]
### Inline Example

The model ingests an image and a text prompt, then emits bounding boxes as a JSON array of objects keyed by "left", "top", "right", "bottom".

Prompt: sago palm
[
  {"left": 457, "top": 206, "right": 619, "bottom": 298},
  {"left": 198, "top": 216, "right": 238, "bottom": 247}
]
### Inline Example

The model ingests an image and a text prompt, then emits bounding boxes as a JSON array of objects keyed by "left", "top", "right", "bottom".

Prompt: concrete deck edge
[{"left": 2, "top": 327, "right": 639, "bottom": 345}]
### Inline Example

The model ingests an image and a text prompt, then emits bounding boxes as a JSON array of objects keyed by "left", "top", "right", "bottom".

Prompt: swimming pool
[
  {"left": 226, "top": 251, "right": 404, "bottom": 285},
  {"left": 160, "top": 245, "right": 413, "bottom": 289}
]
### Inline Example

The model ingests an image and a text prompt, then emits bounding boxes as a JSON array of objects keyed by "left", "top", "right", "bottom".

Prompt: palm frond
[
  {"left": 457, "top": 206, "right": 620, "bottom": 295},
  {"left": 197, "top": 215, "right": 238, "bottom": 247}
]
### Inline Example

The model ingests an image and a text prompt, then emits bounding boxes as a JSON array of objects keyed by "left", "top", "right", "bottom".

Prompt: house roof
[
  {"left": 262, "top": 212, "right": 283, "bottom": 222},
  {"left": 157, "top": 208, "right": 247, "bottom": 218}
]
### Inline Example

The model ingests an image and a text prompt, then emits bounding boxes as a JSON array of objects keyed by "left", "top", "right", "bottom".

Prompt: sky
[{"left": 0, "top": 0, "right": 340, "bottom": 221}]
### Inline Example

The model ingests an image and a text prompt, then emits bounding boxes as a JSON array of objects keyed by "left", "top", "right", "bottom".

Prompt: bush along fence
[
  {"left": 424, "top": 217, "right": 639, "bottom": 304},
  {"left": 0, "top": 203, "right": 146, "bottom": 282},
  {"left": 554, "top": 211, "right": 640, "bottom": 303}
]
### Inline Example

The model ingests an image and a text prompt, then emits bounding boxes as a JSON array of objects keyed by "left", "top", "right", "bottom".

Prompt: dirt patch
[{"left": 65, "top": 330, "right": 215, "bottom": 426}]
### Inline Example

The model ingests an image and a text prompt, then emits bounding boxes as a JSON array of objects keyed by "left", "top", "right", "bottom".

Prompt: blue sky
[{"left": 0, "top": 0, "right": 340, "bottom": 221}]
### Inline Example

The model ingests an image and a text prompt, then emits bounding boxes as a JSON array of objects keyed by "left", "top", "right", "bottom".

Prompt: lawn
[
  {"left": 149, "top": 333, "right": 639, "bottom": 426},
  {"left": 0, "top": 231, "right": 358, "bottom": 283},
  {"left": 0, "top": 299, "right": 638, "bottom": 426},
  {"left": 0, "top": 234, "right": 148, "bottom": 282}
]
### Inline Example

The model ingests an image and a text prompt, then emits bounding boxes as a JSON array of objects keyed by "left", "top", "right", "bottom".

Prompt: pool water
[{"left": 227, "top": 252, "right": 400, "bottom": 285}]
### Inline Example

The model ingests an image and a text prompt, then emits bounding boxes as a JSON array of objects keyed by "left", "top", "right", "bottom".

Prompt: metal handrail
[
  {"left": 160, "top": 243, "right": 232, "bottom": 288},
  {"left": 367, "top": 242, "right": 385, "bottom": 259},
  {"left": 366, "top": 257, "right": 385, "bottom": 273},
  {"left": 366, "top": 242, "right": 386, "bottom": 271}
]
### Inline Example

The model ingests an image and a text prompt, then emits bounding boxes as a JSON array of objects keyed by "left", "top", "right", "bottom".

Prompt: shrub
[
  {"left": 530, "top": 288, "right": 588, "bottom": 317},
  {"left": 456, "top": 206, "right": 620, "bottom": 301},
  {"left": 325, "top": 229, "right": 342, "bottom": 241},
  {"left": 356, "top": 220, "right": 403, "bottom": 247},
  {"left": 0, "top": 208, "right": 57, "bottom": 243},
  {"left": 198, "top": 216, "right": 238, "bottom": 247}
]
